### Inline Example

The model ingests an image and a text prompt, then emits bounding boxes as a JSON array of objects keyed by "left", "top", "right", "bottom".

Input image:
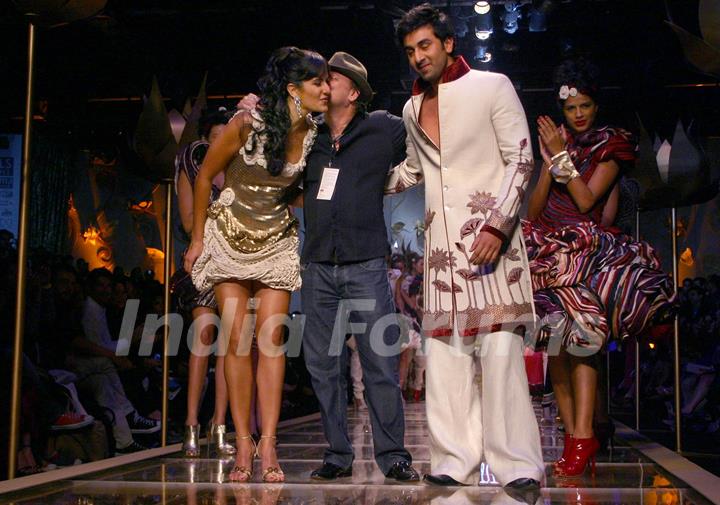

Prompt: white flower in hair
[
  {"left": 559, "top": 85, "right": 579, "bottom": 99},
  {"left": 218, "top": 188, "right": 235, "bottom": 206}
]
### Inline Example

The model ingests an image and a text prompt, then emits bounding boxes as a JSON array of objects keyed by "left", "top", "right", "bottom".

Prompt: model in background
[
  {"left": 524, "top": 58, "right": 675, "bottom": 477},
  {"left": 175, "top": 107, "right": 235, "bottom": 458}
]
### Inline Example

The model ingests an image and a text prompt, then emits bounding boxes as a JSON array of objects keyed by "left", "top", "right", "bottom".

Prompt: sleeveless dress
[
  {"left": 174, "top": 140, "right": 221, "bottom": 310},
  {"left": 522, "top": 126, "right": 675, "bottom": 353},
  {"left": 191, "top": 109, "right": 316, "bottom": 292}
]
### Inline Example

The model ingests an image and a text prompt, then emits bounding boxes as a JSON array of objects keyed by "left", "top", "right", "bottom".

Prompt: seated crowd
[
  {"left": 0, "top": 230, "right": 368, "bottom": 475},
  {"left": 612, "top": 275, "right": 720, "bottom": 439}
]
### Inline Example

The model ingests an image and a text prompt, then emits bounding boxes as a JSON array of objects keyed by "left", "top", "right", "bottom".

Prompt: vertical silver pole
[
  {"left": 8, "top": 19, "right": 36, "bottom": 480},
  {"left": 161, "top": 181, "right": 172, "bottom": 446},
  {"left": 671, "top": 207, "right": 682, "bottom": 452},
  {"left": 606, "top": 345, "right": 611, "bottom": 415},
  {"left": 635, "top": 208, "right": 641, "bottom": 431}
]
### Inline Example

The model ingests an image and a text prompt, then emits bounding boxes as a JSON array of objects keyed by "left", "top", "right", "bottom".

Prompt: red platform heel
[
  {"left": 555, "top": 436, "right": 599, "bottom": 477},
  {"left": 555, "top": 433, "right": 573, "bottom": 468}
]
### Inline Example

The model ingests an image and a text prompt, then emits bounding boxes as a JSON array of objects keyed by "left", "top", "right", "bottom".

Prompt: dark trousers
[{"left": 301, "top": 257, "right": 410, "bottom": 473}]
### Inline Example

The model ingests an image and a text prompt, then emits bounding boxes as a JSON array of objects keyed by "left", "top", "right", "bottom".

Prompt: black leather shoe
[
  {"left": 504, "top": 478, "right": 541, "bottom": 505},
  {"left": 385, "top": 460, "right": 420, "bottom": 482},
  {"left": 310, "top": 462, "right": 353, "bottom": 480},
  {"left": 423, "top": 473, "right": 463, "bottom": 486}
]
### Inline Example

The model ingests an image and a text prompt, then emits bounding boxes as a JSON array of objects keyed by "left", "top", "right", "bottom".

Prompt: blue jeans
[{"left": 301, "top": 257, "right": 410, "bottom": 473}]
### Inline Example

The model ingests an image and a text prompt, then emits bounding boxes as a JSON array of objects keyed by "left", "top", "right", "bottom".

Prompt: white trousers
[{"left": 425, "top": 331, "right": 544, "bottom": 486}]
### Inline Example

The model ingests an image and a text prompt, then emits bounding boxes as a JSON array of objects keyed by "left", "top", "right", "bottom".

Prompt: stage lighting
[
  {"left": 455, "top": 17, "right": 469, "bottom": 38},
  {"left": 474, "top": 1, "right": 491, "bottom": 15},
  {"left": 503, "top": 2, "right": 520, "bottom": 34},
  {"left": 529, "top": 7, "right": 547, "bottom": 31},
  {"left": 475, "top": 9, "right": 494, "bottom": 39},
  {"left": 474, "top": 46, "right": 492, "bottom": 62}
]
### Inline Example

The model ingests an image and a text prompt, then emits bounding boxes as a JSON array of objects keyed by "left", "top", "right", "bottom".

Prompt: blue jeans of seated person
[{"left": 301, "top": 257, "right": 410, "bottom": 474}]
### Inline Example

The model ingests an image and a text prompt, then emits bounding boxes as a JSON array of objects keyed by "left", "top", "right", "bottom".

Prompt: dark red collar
[{"left": 411, "top": 56, "right": 471, "bottom": 96}]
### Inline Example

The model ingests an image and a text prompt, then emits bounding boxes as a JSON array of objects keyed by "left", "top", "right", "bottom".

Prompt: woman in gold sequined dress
[{"left": 184, "top": 47, "right": 330, "bottom": 482}]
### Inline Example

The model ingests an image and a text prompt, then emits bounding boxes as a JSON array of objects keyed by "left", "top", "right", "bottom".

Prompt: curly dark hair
[
  {"left": 396, "top": 3, "right": 456, "bottom": 55},
  {"left": 553, "top": 58, "right": 600, "bottom": 106},
  {"left": 256, "top": 46, "right": 327, "bottom": 176},
  {"left": 197, "top": 106, "right": 231, "bottom": 139}
]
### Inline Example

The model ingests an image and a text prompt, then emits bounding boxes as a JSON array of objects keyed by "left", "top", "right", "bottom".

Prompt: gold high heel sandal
[
  {"left": 229, "top": 435, "right": 256, "bottom": 482},
  {"left": 258, "top": 435, "right": 285, "bottom": 483},
  {"left": 209, "top": 423, "right": 236, "bottom": 456},
  {"left": 182, "top": 424, "right": 201, "bottom": 457}
]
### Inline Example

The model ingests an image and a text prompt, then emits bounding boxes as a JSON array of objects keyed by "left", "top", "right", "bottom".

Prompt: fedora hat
[{"left": 328, "top": 51, "right": 374, "bottom": 103}]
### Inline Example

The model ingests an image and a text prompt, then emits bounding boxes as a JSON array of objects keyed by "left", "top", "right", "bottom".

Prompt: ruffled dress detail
[
  {"left": 523, "top": 127, "right": 675, "bottom": 352},
  {"left": 191, "top": 109, "right": 317, "bottom": 292}
]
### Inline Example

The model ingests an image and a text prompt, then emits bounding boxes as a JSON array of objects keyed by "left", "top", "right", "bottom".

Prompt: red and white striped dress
[{"left": 523, "top": 126, "right": 675, "bottom": 352}]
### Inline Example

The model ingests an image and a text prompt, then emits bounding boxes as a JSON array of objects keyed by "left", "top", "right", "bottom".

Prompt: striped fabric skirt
[{"left": 522, "top": 220, "right": 675, "bottom": 353}]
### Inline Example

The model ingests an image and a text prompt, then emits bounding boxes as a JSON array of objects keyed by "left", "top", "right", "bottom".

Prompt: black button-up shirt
[{"left": 302, "top": 110, "right": 406, "bottom": 264}]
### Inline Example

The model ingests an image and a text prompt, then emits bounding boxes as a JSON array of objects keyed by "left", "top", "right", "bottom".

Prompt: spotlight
[
  {"left": 474, "top": 1, "right": 491, "bottom": 15},
  {"left": 475, "top": 9, "right": 493, "bottom": 38},
  {"left": 455, "top": 17, "right": 469, "bottom": 38},
  {"left": 502, "top": 3, "right": 520, "bottom": 34},
  {"left": 528, "top": 8, "right": 547, "bottom": 32},
  {"left": 474, "top": 46, "right": 492, "bottom": 63}
]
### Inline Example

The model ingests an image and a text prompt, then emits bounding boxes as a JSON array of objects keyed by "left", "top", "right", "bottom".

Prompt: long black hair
[{"left": 256, "top": 46, "right": 327, "bottom": 176}]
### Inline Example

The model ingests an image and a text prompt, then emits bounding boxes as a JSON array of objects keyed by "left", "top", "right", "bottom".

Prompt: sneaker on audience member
[
  {"left": 50, "top": 412, "right": 94, "bottom": 432},
  {"left": 126, "top": 411, "right": 161, "bottom": 434},
  {"left": 115, "top": 440, "right": 148, "bottom": 455}
]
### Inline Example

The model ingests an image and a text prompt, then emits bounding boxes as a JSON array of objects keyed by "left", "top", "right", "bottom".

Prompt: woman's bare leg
[
  {"left": 186, "top": 306, "right": 215, "bottom": 426},
  {"left": 549, "top": 350, "right": 576, "bottom": 436},
  {"left": 215, "top": 281, "right": 255, "bottom": 479},
  {"left": 570, "top": 356, "right": 598, "bottom": 439},
  {"left": 212, "top": 354, "right": 229, "bottom": 425},
  {"left": 398, "top": 347, "right": 413, "bottom": 392},
  {"left": 253, "top": 283, "right": 290, "bottom": 481}
]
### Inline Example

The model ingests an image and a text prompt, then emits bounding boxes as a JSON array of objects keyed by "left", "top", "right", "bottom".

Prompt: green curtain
[{"left": 28, "top": 124, "right": 76, "bottom": 254}]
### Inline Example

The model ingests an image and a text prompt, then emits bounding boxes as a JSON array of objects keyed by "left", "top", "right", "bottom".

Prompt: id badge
[{"left": 316, "top": 167, "right": 340, "bottom": 200}]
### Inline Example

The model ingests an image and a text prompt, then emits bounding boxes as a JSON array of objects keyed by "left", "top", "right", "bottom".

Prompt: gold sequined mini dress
[{"left": 191, "top": 109, "right": 317, "bottom": 292}]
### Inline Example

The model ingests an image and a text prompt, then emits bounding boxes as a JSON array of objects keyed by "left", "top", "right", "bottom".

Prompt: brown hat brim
[{"left": 330, "top": 65, "right": 375, "bottom": 103}]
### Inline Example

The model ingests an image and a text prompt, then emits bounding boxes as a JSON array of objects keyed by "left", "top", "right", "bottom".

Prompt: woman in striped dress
[{"left": 523, "top": 59, "right": 674, "bottom": 477}]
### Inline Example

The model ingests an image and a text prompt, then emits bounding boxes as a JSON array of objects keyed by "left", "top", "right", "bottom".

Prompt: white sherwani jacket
[{"left": 387, "top": 58, "right": 536, "bottom": 337}]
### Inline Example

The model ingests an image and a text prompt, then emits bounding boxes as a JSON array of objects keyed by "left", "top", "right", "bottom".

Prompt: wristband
[{"left": 549, "top": 150, "right": 580, "bottom": 184}]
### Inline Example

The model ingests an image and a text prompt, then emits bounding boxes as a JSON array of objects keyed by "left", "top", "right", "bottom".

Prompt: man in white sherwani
[{"left": 388, "top": 4, "right": 544, "bottom": 493}]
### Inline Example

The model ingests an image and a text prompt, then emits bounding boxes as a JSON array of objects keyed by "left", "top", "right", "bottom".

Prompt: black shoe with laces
[
  {"left": 115, "top": 440, "right": 148, "bottom": 455},
  {"left": 385, "top": 460, "right": 420, "bottom": 482},
  {"left": 126, "top": 412, "right": 161, "bottom": 434},
  {"left": 310, "top": 462, "right": 353, "bottom": 480}
]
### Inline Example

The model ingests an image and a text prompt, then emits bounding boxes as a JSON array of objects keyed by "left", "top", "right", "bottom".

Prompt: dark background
[{"left": 0, "top": 0, "right": 718, "bottom": 144}]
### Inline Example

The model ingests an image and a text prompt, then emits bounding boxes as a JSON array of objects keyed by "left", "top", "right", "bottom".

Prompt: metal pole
[
  {"left": 606, "top": 345, "right": 611, "bottom": 416},
  {"left": 161, "top": 181, "right": 173, "bottom": 446},
  {"left": 671, "top": 207, "right": 682, "bottom": 452},
  {"left": 635, "top": 208, "right": 641, "bottom": 431},
  {"left": 8, "top": 19, "right": 36, "bottom": 480}
]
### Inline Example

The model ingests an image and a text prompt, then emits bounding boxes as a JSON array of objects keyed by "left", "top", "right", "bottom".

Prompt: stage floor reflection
[{"left": 2, "top": 402, "right": 715, "bottom": 504}]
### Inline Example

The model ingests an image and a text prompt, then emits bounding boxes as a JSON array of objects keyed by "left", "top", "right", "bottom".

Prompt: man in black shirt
[{"left": 301, "top": 52, "right": 418, "bottom": 482}]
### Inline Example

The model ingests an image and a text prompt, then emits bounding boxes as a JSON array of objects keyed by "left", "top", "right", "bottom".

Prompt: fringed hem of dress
[
  {"left": 191, "top": 219, "right": 301, "bottom": 292},
  {"left": 523, "top": 219, "right": 676, "bottom": 352}
]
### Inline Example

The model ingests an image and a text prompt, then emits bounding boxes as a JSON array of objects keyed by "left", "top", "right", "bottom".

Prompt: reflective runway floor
[{"left": 1, "top": 402, "right": 717, "bottom": 504}]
